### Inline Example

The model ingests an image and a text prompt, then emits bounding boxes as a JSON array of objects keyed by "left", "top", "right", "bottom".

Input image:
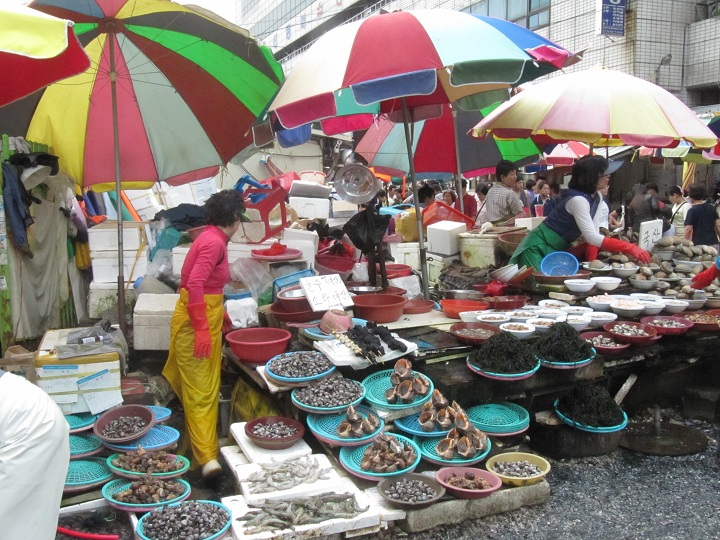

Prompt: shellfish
[
  {"left": 396, "top": 379, "right": 416, "bottom": 403},
  {"left": 431, "top": 389, "right": 449, "bottom": 408},
  {"left": 436, "top": 437, "right": 456, "bottom": 460},
  {"left": 418, "top": 410, "right": 437, "bottom": 431}
]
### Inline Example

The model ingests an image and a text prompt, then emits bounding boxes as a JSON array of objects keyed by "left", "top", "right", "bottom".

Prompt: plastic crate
[{"left": 422, "top": 201, "right": 474, "bottom": 228}]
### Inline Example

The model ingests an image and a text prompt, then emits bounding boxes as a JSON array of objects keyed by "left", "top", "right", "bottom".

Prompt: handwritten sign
[
  {"left": 638, "top": 219, "right": 663, "bottom": 252},
  {"left": 299, "top": 275, "right": 354, "bottom": 312},
  {"left": 38, "top": 364, "right": 79, "bottom": 403},
  {"left": 77, "top": 369, "right": 123, "bottom": 414}
]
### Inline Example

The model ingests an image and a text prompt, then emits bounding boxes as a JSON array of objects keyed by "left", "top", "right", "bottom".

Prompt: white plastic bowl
[
  {"left": 703, "top": 297, "right": 720, "bottom": 309},
  {"left": 637, "top": 300, "right": 665, "bottom": 316},
  {"left": 612, "top": 266, "right": 640, "bottom": 279},
  {"left": 509, "top": 310, "right": 538, "bottom": 322},
  {"left": 561, "top": 306, "right": 594, "bottom": 315},
  {"left": 476, "top": 312, "right": 511, "bottom": 326},
  {"left": 610, "top": 302, "right": 644, "bottom": 319},
  {"left": 526, "top": 318, "right": 558, "bottom": 333},
  {"left": 590, "top": 276, "right": 621, "bottom": 291},
  {"left": 565, "top": 316, "right": 592, "bottom": 332},
  {"left": 661, "top": 299, "right": 689, "bottom": 314},
  {"left": 628, "top": 277, "right": 658, "bottom": 291},
  {"left": 684, "top": 297, "right": 707, "bottom": 310},
  {"left": 630, "top": 293, "right": 665, "bottom": 302},
  {"left": 564, "top": 279, "right": 596, "bottom": 293},
  {"left": 489, "top": 264, "right": 519, "bottom": 282},
  {"left": 460, "top": 310, "right": 490, "bottom": 323},
  {"left": 499, "top": 322, "right": 535, "bottom": 340},
  {"left": 538, "top": 299, "right": 569, "bottom": 309},
  {"left": 535, "top": 308, "right": 566, "bottom": 319},
  {"left": 585, "top": 296, "right": 615, "bottom": 312},
  {"left": 586, "top": 311, "right": 618, "bottom": 328}
]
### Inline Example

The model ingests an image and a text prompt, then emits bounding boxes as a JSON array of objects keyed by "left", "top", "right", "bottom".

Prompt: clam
[
  {"left": 436, "top": 438, "right": 457, "bottom": 460},
  {"left": 389, "top": 372, "right": 403, "bottom": 386},
  {"left": 418, "top": 411, "right": 437, "bottom": 431},
  {"left": 446, "top": 428, "right": 460, "bottom": 441},
  {"left": 396, "top": 379, "right": 416, "bottom": 403},
  {"left": 394, "top": 358, "right": 413, "bottom": 379},
  {"left": 436, "top": 408, "right": 453, "bottom": 429},
  {"left": 384, "top": 386, "right": 398, "bottom": 404},
  {"left": 456, "top": 436, "right": 477, "bottom": 459},
  {"left": 389, "top": 437, "right": 404, "bottom": 455},
  {"left": 412, "top": 375, "right": 430, "bottom": 396},
  {"left": 337, "top": 420, "right": 353, "bottom": 438},
  {"left": 431, "top": 389, "right": 449, "bottom": 408}
]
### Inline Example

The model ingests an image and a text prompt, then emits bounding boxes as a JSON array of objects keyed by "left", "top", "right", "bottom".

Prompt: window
[{"left": 463, "top": 1, "right": 549, "bottom": 30}]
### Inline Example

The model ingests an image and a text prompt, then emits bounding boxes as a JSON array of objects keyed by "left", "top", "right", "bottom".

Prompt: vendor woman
[
  {"left": 163, "top": 190, "right": 246, "bottom": 480},
  {"left": 510, "top": 155, "right": 651, "bottom": 269}
]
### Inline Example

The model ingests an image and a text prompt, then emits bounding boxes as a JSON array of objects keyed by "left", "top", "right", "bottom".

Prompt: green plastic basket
[
  {"left": 361, "top": 370, "right": 434, "bottom": 410},
  {"left": 414, "top": 435, "right": 492, "bottom": 466},
  {"left": 467, "top": 402, "right": 530, "bottom": 435},
  {"left": 64, "top": 457, "right": 113, "bottom": 493},
  {"left": 65, "top": 412, "right": 98, "bottom": 433},
  {"left": 69, "top": 433, "right": 104, "bottom": 459}
]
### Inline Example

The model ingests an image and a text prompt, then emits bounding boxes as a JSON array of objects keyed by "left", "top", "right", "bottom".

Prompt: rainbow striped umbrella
[
  {"left": 0, "top": 4, "right": 89, "bottom": 106},
  {"left": 2, "top": 0, "right": 283, "bottom": 191}
]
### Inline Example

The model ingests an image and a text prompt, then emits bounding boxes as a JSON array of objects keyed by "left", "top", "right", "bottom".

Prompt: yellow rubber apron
[
  {"left": 509, "top": 223, "right": 570, "bottom": 270},
  {"left": 163, "top": 289, "right": 224, "bottom": 467}
]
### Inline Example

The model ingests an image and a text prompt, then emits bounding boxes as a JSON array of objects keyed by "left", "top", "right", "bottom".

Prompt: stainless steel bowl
[
  {"left": 443, "top": 289, "right": 485, "bottom": 301},
  {"left": 347, "top": 286, "right": 383, "bottom": 294}
]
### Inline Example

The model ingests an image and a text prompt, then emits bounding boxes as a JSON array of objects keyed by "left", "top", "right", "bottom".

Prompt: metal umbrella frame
[{"left": 261, "top": 9, "right": 581, "bottom": 297}]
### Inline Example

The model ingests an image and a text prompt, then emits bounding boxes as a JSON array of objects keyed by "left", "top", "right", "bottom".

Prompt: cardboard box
[
  {"left": 0, "top": 345, "right": 37, "bottom": 383},
  {"left": 90, "top": 247, "right": 149, "bottom": 283},
  {"left": 88, "top": 221, "right": 148, "bottom": 252},
  {"left": 427, "top": 220, "right": 467, "bottom": 256}
]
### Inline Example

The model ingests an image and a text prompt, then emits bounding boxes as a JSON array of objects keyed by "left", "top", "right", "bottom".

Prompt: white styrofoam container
[
  {"left": 88, "top": 221, "right": 147, "bottom": 252},
  {"left": 388, "top": 242, "right": 420, "bottom": 271},
  {"left": 282, "top": 228, "right": 319, "bottom": 268},
  {"left": 427, "top": 252, "right": 460, "bottom": 284},
  {"left": 289, "top": 196, "right": 330, "bottom": 219},
  {"left": 88, "top": 280, "right": 137, "bottom": 319},
  {"left": 426, "top": 220, "right": 467, "bottom": 256},
  {"left": 515, "top": 217, "right": 544, "bottom": 230},
  {"left": 132, "top": 293, "right": 179, "bottom": 350},
  {"left": 230, "top": 422, "right": 312, "bottom": 463},
  {"left": 458, "top": 232, "right": 500, "bottom": 268},
  {"left": 289, "top": 180, "right": 332, "bottom": 198},
  {"left": 90, "top": 247, "right": 149, "bottom": 283}
]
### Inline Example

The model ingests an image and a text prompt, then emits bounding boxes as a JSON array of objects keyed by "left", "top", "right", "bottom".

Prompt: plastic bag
[
  {"left": 390, "top": 275, "right": 422, "bottom": 299},
  {"left": 395, "top": 209, "right": 419, "bottom": 242},
  {"left": 352, "top": 261, "right": 369, "bottom": 282},
  {"left": 343, "top": 209, "right": 390, "bottom": 254},
  {"left": 55, "top": 323, "right": 129, "bottom": 367},
  {"left": 146, "top": 249, "right": 174, "bottom": 282},
  {"left": 229, "top": 258, "right": 272, "bottom": 301},
  {"left": 225, "top": 298, "right": 259, "bottom": 328},
  {"left": 230, "top": 376, "right": 283, "bottom": 426}
]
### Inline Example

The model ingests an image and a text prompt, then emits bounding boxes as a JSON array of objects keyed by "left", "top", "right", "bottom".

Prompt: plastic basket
[
  {"left": 70, "top": 433, "right": 104, "bottom": 459},
  {"left": 102, "top": 478, "right": 191, "bottom": 512},
  {"left": 393, "top": 412, "right": 457, "bottom": 438},
  {"left": 136, "top": 500, "right": 232, "bottom": 540},
  {"left": 540, "top": 251, "right": 579, "bottom": 276},
  {"left": 539, "top": 349, "right": 596, "bottom": 370},
  {"left": 106, "top": 453, "right": 190, "bottom": 479},
  {"left": 147, "top": 406, "right": 172, "bottom": 423},
  {"left": 265, "top": 351, "right": 336, "bottom": 383},
  {"left": 466, "top": 357, "right": 541, "bottom": 381},
  {"left": 414, "top": 435, "right": 492, "bottom": 466},
  {"left": 422, "top": 201, "right": 474, "bottom": 228},
  {"left": 65, "top": 412, "right": 98, "bottom": 433},
  {"left": 553, "top": 399, "right": 629, "bottom": 433},
  {"left": 103, "top": 425, "right": 180, "bottom": 452},
  {"left": 497, "top": 232, "right": 529, "bottom": 257},
  {"left": 306, "top": 405, "right": 384, "bottom": 446},
  {"left": 361, "top": 370, "right": 434, "bottom": 410},
  {"left": 65, "top": 458, "right": 113, "bottom": 493},
  {"left": 338, "top": 434, "right": 421, "bottom": 481},
  {"left": 290, "top": 383, "right": 365, "bottom": 414},
  {"left": 467, "top": 402, "right": 530, "bottom": 435}
]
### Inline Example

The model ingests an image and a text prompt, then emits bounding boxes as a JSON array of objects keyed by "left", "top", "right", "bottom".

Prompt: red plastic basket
[{"left": 422, "top": 201, "right": 474, "bottom": 228}]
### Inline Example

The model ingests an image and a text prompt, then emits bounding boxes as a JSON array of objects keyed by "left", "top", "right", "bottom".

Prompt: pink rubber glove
[
  {"left": 187, "top": 303, "right": 212, "bottom": 358},
  {"left": 691, "top": 262, "right": 720, "bottom": 289},
  {"left": 222, "top": 311, "right": 233, "bottom": 334},
  {"left": 601, "top": 237, "right": 651, "bottom": 264}
]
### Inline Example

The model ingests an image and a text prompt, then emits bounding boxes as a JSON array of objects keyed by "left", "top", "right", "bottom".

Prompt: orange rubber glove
[
  {"left": 187, "top": 303, "right": 212, "bottom": 358},
  {"left": 691, "top": 261, "right": 720, "bottom": 289},
  {"left": 222, "top": 311, "right": 233, "bottom": 333},
  {"left": 600, "top": 237, "right": 651, "bottom": 264}
]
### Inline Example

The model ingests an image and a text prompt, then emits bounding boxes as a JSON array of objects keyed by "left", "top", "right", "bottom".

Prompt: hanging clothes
[{"left": 1, "top": 161, "right": 34, "bottom": 256}]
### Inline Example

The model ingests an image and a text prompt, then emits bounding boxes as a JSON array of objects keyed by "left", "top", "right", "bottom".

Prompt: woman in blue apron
[{"left": 510, "top": 156, "right": 651, "bottom": 270}]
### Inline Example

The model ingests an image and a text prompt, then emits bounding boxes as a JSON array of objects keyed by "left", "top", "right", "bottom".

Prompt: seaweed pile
[
  {"left": 556, "top": 385, "right": 625, "bottom": 427},
  {"left": 468, "top": 332, "right": 536, "bottom": 374},
  {"left": 533, "top": 322, "right": 593, "bottom": 363}
]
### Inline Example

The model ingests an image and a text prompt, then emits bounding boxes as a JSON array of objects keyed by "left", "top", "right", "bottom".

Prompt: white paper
[
  {"left": 300, "top": 275, "right": 354, "bottom": 311},
  {"left": 76, "top": 369, "right": 123, "bottom": 414},
  {"left": 38, "top": 364, "right": 79, "bottom": 403},
  {"left": 638, "top": 219, "right": 663, "bottom": 251}
]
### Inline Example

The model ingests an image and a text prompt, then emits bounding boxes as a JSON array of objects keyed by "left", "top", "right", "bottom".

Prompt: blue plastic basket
[
  {"left": 361, "top": 370, "right": 434, "bottom": 410},
  {"left": 539, "top": 348, "right": 597, "bottom": 370},
  {"left": 106, "top": 453, "right": 190, "bottom": 479},
  {"left": 553, "top": 399, "right": 629, "bottom": 433},
  {"left": 103, "top": 425, "right": 180, "bottom": 452},
  {"left": 146, "top": 406, "right": 172, "bottom": 423},
  {"left": 306, "top": 404, "right": 384, "bottom": 446},
  {"left": 466, "top": 357, "right": 541, "bottom": 381},
  {"left": 70, "top": 433, "right": 104, "bottom": 459},
  {"left": 65, "top": 412, "right": 98, "bottom": 433},
  {"left": 265, "top": 351, "right": 336, "bottom": 383},
  {"left": 102, "top": 478, "right": 191, "bottom": 512},
  {"left": 467, "top": 402, "right": 530, "bottom": 434},
  {"left": 414, "top": 435, "right": 492, "bottom": 466},
  {"left": 338, "top": 434, "right": 421, "bottom": 480},
  {"left": 136, "top": 500, "right": 232, "bottom": 540},
  {"left": 393, "top": 412, "right": 453, "bottom": 438},
  {"left": 272, "top": 269, "right": 316, "bottom": 302},
  {"left": 291, "top": 381, "right": 365, "bottom": 414},
  {"left": 540, "top": 251, "right": 579, "bottom": 277},
  {"left": 64, "top": 457, "right": 113, "bottom": 493}
]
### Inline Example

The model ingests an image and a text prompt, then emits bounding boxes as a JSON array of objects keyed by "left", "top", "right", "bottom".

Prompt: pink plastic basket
[{"left": 422, "top": 201, "right": 474, "bottom": 228}]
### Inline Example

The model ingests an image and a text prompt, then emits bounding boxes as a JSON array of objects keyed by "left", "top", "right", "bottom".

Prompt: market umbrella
[
  {"left": 261, "top": 9, "right": 581, "bottom": 296},
  {"left": 542, "top": 141, "right": 595, "bottom": 166},
  {"left": 1, "top": 0, "right": 283, "bottom": 333},
  {"left": 355, "top": 103, "right": 541, "bottom": 178},
  {"left": 470, "top": 68, "right": 719, "bottom": 149},
  {"left": 0, "top": 4, "right": 90, "bottom": 107}
]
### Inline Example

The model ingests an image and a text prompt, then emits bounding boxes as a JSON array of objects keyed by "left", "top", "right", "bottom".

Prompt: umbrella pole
[
  {"left": 401, "top": 98, "right": 430, "bottom": 299},
  {"left": 452, "top": 106, "right": 464, "bottom": 214},
  {"left": 109, "top": 24, "right": 127, "bottom": 337}
]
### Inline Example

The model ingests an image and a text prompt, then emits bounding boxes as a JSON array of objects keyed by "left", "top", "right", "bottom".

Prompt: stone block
[{"left": 683, "top": 385, "right": 720, "bottom": 421}]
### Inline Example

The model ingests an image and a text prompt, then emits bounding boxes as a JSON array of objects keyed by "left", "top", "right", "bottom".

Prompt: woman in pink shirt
[{"left": 163, "top": 190, "right": 246, "bottom": 480}]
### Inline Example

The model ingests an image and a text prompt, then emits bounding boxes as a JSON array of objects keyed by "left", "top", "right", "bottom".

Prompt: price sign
[
  {"left": 77, "top": 369, "right": 123, "bottom": 414},
  {"left": 638, "top": 219, "right": 663, "bottom": 252},
  {"left": 299, "top": 275, "right": 354, "bottom": 312}
]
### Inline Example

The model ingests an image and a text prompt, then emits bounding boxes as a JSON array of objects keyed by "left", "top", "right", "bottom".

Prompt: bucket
[{"left": 300, "top": 170, "right": 326, "bottom": 184}]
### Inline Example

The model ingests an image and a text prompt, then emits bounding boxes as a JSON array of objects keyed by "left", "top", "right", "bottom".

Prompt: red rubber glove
[
  {"left": 600, "top": 237, "right": 651, "bottom": 264},
  {"left": 585, "top": 244, "right": 600, "bottom": 262},
  {"left": 222, "top": 311, "right": 233, "bottom": 333},
  {"left": 187, "top": 303, "right": 212, "bottom": 358},
  {"left": 691, "top": 262, "right": 720, "bottom": 289}
]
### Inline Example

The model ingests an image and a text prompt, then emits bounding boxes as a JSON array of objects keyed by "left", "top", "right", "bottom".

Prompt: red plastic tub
[
  {"left": 226, "top": 328, "right": 292, "bottom": 364},
  {"left": 351, "top": 294, "right": 407, "bottom": 323}
]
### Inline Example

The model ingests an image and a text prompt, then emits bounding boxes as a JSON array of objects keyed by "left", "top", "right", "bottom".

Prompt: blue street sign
[{"left": 600, "top": 0, "right": 626, "bottom": 37}]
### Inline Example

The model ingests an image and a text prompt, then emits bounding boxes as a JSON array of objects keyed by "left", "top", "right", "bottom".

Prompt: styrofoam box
[
  {"left": 91, "top": 247, "right": 149, "bottom": 283},
  {"left": 458, "top": 232, "right": 500, "bottom": 268},
  {"left": 427, "top": 252, "right": 460, "bottom": 284},
  {"left": 88, "top": 221, "right": 147, "bottom": 252},
  {"left": 388, "top": 241, "right": 420, "bottom": 271},
  {"left": 515, "top": 217, "right": 545, "bottom": 230},
  {"left": 426, "top": 220, "right": 467, "bottom": 256},
  {"left": 133, "top": 293, "right": 179, "bottom": 350},
  {"left": 289, "top": 196, "right": 330, "bottom": 219},
  {"left": 88, "top": 280, "right": 137, "bottom": 319},
  {"left": 171, "top": 241, "right": 276, "bottom": 277},
  {"left": 289, "top": 180, "right": 332, "bottom": 198}
]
